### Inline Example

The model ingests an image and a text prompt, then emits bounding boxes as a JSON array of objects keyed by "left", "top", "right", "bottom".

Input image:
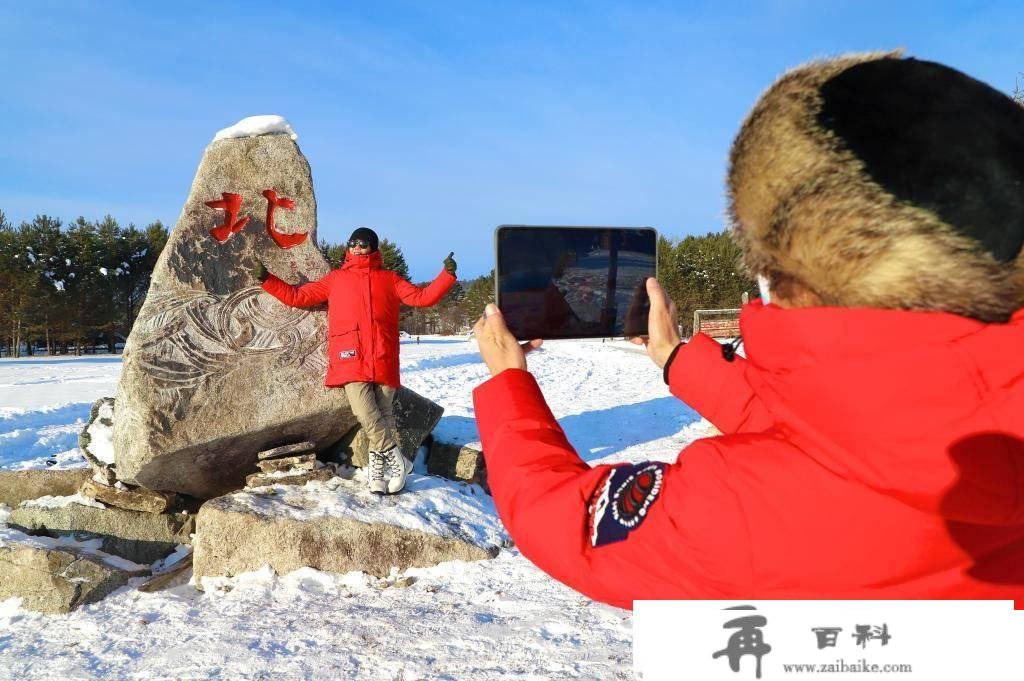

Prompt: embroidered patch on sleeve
[{"left": 587, "top": 462, "right": 665, "bottom": 548}]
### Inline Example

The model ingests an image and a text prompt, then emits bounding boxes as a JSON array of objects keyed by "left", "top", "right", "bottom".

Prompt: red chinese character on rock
[
  {"left": 262, "top": 189, "right": 308, "bottom": 249},
  {"left": 205, "top": 192, "right": 250, "bottom": 243}
]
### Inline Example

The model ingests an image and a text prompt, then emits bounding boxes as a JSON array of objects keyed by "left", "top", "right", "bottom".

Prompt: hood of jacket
[
  {"left": 739, "top": 300, "right": 1024, "bottom": 527},
  {"left": 341, "top": 250, "right": 383, "bottom": 270}
]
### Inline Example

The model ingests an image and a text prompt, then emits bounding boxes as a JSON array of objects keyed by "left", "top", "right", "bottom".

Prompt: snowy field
[{"left": 0, "top": 337, "right": 713, "bottom": 680}]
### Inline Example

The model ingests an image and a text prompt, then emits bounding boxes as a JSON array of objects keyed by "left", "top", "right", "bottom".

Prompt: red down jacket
[
  {"left": 262, "top": 250, "right": 455, "bottom": 388},
  {"left": 472, "top": 300, "right": 1024, "bottom": 609}
]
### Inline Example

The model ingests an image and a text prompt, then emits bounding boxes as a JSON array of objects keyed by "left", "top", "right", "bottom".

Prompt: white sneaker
[
  {"left": 381, "top": 446, "right": 413, "bottom": 495},
  {"left": 367, "top": 451, "right": 387, "bottom": 495}
]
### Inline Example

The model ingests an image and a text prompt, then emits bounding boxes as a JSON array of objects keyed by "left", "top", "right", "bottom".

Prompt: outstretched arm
[
  {"left": 473, "top": 369, "right": 751, "bottom": 609},
  {"left": 392, "top": 269, "right": 456, "bottom": 307},
  {"left": 261, "top": 270, "right": 333, "bottom": 308},
  {"left": 471, "top": 304, "right": 750, "bottom": 608}
]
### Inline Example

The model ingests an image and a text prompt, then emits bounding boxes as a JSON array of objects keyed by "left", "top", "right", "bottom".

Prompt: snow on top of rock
[
  {"left": 212, "top": 115, "right": 298, "bottom": 142},
  {"left": 20, "top": 492, "right": 106, "bottom": 511},
  {"left": 83, "top": 400, "right": 115, "bottom": 466},
  {"left": 0, "top": 525, "right": 146, "bottom": 572},
  {"left": 218, "top": 470, "right": 507, "bottom": 551}
]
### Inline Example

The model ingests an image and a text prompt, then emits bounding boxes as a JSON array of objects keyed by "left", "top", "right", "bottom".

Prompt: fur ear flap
[{"left": 728, "top": 52, "right": 1024, "bottom": 321}]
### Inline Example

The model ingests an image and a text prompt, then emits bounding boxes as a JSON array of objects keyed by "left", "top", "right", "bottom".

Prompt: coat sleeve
[
  {"left": 473, "top": 368, "right": 752, "bottom": 609},
  {"left": 666, "top": 333, "right": 774, "bottom": 434},
  {"left": 391, "top": 269, "right": 456, "bottom": 307},
  {"left": 261, "top": 271, "right": 333, "bottom": 308}
]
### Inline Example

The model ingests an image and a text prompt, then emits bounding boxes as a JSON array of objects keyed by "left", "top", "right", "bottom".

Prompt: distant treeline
[
  {"left": 657, "top": 232, "right": 757, "bottom": 336},
  {"left": 1, "top": 208, "right": 757, "bottom": 357},
  {"left": 0, "top": 211, "right": 168, "bottom": 357}
]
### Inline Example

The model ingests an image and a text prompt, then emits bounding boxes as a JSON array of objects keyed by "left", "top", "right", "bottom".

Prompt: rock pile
[
  {"left": 0, "top": 470, "right": 193, "bottom": 612},
  {"left": 8, "top": 495, "right": 194, "bottom": 566},
  {"left": 245, "top": 441, "right": 334, "bottom": 488}
]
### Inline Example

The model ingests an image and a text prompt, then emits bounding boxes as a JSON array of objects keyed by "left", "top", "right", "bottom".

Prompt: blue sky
[{"left": 2, "top": 1, "right": 1022, "bottom": 280}]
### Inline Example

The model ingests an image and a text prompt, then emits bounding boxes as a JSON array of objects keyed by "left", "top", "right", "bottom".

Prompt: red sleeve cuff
[{"left": 662, "top": 342, "right": 685, "bottom": 384}]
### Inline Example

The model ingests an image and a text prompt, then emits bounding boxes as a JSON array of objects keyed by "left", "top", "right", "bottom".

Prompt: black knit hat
[
  {"left": 728, "top": 51, "right": 1024, "bottom": 321},
  {"left": 348, "top": 227, "right": 379, "bottom": 253}
]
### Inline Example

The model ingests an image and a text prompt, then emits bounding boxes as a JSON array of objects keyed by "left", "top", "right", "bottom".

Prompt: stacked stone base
[
  {"left": 0, "top": 468, "right": 194, "bottom": 613},
  {"left": 1, "top": 462, "right": 500, "bottom": 612}
]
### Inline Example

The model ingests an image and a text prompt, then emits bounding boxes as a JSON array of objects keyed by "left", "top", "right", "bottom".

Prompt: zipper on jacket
[{"left": 367, "top": 268, "right": 375, "bottom": 382}]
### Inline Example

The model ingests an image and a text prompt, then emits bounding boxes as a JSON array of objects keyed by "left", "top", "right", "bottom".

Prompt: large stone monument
[
  {"left": 0, "top": 117, "right": 495, "bottom": 615},
  {"left": 113, "top": 116, "right": 359, "bottom": 498}
]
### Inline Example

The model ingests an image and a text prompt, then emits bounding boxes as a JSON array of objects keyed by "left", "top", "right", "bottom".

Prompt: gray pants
[{"left": 344, "top": 382, "right": 398, "bottom": 452}]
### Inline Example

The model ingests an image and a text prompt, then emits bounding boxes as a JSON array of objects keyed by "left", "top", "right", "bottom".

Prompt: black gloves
[{"left": 443, "top": 251, "right": 457, "bottom": 275}]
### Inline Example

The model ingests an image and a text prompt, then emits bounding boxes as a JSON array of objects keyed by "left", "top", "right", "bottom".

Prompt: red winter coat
[
  {"left": 473, "top": 301, "right": 1024, "bottom": 609},
  {"left": 262, "top": 250, "right": 455, "bottom": 388}
]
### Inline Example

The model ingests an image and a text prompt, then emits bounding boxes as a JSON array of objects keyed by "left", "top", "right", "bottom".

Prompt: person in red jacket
[
  {"left": 257, "top": 227, "right": 457, "bottom": 494},
  {"left": 471, "top": 52, "right": 1024, "bottom": 609}
]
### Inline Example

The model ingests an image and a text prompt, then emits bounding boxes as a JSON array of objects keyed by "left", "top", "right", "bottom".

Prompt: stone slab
[
  {"left": 245, "top": 467, "right": 333, "bottom": 489},
  {"left": 427, "top": 440, "right": 489, "bottom": 491},
  {"left": 256, "top": 453, "right": 316, "bottom": 473},
  {"left": 332, "top": 386, "right": 444, "bottom": 468},
  {"left": 258, "top": 441, "right": 316, "bottom": 461},
  {"left": 193, "top": 474, "right": 500, "bottom": 587},
  {"left": 0, "top": 469, "right": 92, "bottom": 509},
  {"left": 0, "top": 531, "right": 149, "bottom": 614},
  {"left": 113, "top": 129, "right": 359, "bottom": 498},
  {"left": 79, "top": 478, "right": 178, "bottom": 514},
  {"left": 9, "top": 499, "right": 194, "bottom": 565}
]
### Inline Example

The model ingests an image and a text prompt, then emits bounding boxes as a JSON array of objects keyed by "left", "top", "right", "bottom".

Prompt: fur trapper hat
[{"left": 728, "top": 51, "right": 1024, "bottom": 321}]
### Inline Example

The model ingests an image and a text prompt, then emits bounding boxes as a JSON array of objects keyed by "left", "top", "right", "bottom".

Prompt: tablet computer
[{"left": 495, "top": 225, "right": 658, "bottom": 340}]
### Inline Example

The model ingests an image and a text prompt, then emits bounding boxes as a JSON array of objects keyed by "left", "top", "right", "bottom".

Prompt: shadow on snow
[
  {"left": 434, "top": 396, "right": 699, "bottom": 464},
  {"left": 0, "top": 402, "right": 92, "bottom": 467},
  {"left": 404, "top": 352, "right": 484, "bottom": 372}
]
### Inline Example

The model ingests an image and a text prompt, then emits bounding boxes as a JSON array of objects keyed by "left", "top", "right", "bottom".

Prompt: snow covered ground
[{"left": 0, "top": 337, "right": 712, "bottom": 680}]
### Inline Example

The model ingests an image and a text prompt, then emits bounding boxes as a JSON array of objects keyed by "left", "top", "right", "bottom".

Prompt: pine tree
[
  {"left": 656, "top": 231, "right": 756, "bottom": 335},
  {"left": 461, "top": 271, "right": 496, "bottom": 321},
  {"left": 379, "top": 238, "right": 410, "bottom": 280}
]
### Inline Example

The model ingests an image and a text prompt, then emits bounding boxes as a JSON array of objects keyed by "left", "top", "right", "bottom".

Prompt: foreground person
[
  {"left": 258, "top": 228, "right": 457, "bottom": 494},
  {"left": 472, "top": 52, "right": 1024, "bottom": 608}
]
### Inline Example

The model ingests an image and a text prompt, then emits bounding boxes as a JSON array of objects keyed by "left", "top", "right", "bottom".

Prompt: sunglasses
[{"left": 348, "top": 239, "right": 372, "bottom": 249}]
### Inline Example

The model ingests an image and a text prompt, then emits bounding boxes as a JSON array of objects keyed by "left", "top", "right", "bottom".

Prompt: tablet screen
[{"left": 495, "top": 225, "right": 657, "bottom": 339}]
